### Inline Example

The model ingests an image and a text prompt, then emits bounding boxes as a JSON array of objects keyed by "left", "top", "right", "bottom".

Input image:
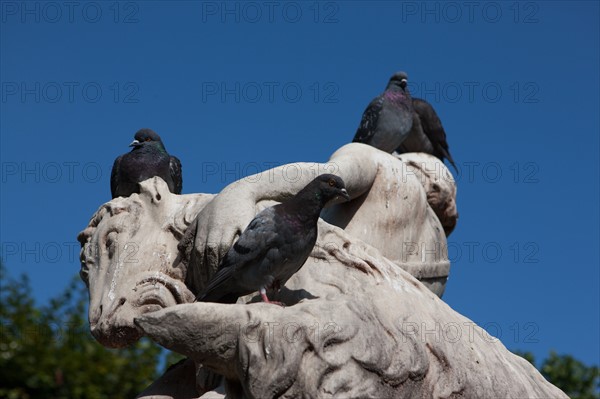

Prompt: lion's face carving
[{"left": 77, "top": 178, "right": 211, "bottom": 348}]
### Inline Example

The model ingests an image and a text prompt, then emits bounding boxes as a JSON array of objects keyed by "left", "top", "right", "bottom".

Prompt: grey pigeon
[
  {"left": 110, "top": 128, "right": 182, "bottom": 198},
  {"left": 352, "top": 71, "right": 414, "bottom": 152},
  {"left": 196, "top": 174, "right": 350, "bottom": 305},
  {"left": 395, "top": 98, "right": 457, "bottom": 172}
]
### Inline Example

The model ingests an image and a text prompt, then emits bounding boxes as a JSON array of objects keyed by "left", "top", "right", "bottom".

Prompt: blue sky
[{"left": 1, "top": 1, "right": 598, "bottom": 368}]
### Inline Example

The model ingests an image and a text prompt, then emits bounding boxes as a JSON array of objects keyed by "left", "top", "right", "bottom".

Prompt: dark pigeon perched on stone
[
  {"left": 110, "top": 128, "right": 182, "bottom": 198},
  {"left": 395, "top": 97, "right": 457, "bottom": 172},
  {"left": 197, "top": 174, "right": 350, "bottom": 305},
  {"left": 352, "top": 71, "right": 414, "bottom": 153}
]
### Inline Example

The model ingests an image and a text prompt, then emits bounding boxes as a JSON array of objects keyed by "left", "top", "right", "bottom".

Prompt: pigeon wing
[
  {"left": 198, "top": 208, "right": 279, "bottom": 302},
  {"left": 353, "top": 95, "right": 384, "bottom": 143},
  {"left": 169, "top": 155, "right": 183, "bottom": 194},
  {"left": 110, "top": 155, "right": 123, "bottom": 198},
  {"left": 413, "top": 98, "right": 457, "bottom": 171}
]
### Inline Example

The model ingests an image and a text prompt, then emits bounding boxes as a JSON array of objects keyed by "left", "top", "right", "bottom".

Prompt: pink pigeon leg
[{"left": 260, "top": 287, "right": 285, "bottom": 307}]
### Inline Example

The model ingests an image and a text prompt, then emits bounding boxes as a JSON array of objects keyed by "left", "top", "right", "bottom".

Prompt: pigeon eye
[
  {"left": 145, "top": 137, "right": 152, "bottom": 142},
  {"left": 328, "top": 179, "right": 335, "bottom": 187}
]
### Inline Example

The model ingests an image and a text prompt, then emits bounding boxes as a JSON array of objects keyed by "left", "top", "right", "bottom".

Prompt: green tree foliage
[
  {"left": 514, "top": 350, "right": 600, "bottom": 399},
  {"left": 0, "top": 263, "right": 162, "bottom": 399}
]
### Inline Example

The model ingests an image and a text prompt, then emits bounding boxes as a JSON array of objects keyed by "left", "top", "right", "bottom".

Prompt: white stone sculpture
[{"left": 78, "top": 144, "right": 566, "bottom": 398}]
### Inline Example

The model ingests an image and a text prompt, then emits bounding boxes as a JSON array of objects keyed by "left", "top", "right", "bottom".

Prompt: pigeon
[
  {"left": 352, "top": 71, "right": 414, "bottom": 153},
  {"left": 196, "top": 174, "right": 350, "bottom": 305},
  {"left": 395, "top": 97, "right": 457, "bottom": 172},
  {"left": 110, "top": 128, "right": 182, "bottom": 198}
]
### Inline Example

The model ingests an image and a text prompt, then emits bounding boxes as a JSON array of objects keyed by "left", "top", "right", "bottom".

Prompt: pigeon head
[
  {"left": 386, "top": 71, "right": 409, "bottom": 91},
  {"left": 312, "top": 174, "right": 350, "bottom": 204},
  {"left": 129, "top": 128, "right": 166, "bottom": 149}
]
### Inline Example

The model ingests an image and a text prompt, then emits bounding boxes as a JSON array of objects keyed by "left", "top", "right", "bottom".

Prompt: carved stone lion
[{"left": 78, "top": 144, "right": 566, "bottom": 398}]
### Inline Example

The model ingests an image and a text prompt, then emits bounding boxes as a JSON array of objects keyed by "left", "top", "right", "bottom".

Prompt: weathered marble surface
[{"left": 77, "top": 144, "right": 566, "bottom": 398}]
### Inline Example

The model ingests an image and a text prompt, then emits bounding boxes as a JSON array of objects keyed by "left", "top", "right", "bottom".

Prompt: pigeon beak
[
  {"left": 129, "top": 140, "right": 141, "bottom": 147},
  {"left": 340, "top": 188, "right": 350, "bottom": 201}
]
